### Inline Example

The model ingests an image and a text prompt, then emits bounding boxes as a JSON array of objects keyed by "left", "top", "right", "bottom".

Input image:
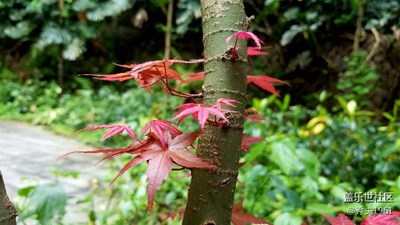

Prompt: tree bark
[
  {"left": 0, "top": 171, "right": 17, "bottom": 225},
  {"left": 182, "top": 1, "right": 248, "bottom": 224}
]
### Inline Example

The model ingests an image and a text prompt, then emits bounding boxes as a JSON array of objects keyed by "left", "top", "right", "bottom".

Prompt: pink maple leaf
[
  {"left": 231, "top": 201, "right": 271, "bottom": 225},
  {"left": 84, "top": 58, "right": 203, "bottom": 93},
  {"left": 361, "top": 211, "right": 400, "bottom": 225},
  {"left": 241, "top": 135, "right": 264, "bottom": 152},
  {"left": 247, "top": 46, "right": 270, "bottom": 56},
  {"left": 63, "top": 130, "right": 214, "bottom": 212},
  {"left": 140, "top": 120, "right": 181, "bottom": 147},
  {"left": 173, "top": 98, "right": 238, "bottom": 129},
  {"left": 178, "top": 72, "right": 205, "bottom": 87},
  {"left": 226, "top": 31, "right": 264, "bottom": 50},
  {"left": 323, "top": 214, "right": 356, "bottom": 225},
  {"left": 247, "top": 75, "right": 288, "bottom": 97},
  {"left": 77, "top": 124, "right": 138, "bottom": 141},
  {"left": 244, "top": 108, "right": 266, "bottom": 122}
]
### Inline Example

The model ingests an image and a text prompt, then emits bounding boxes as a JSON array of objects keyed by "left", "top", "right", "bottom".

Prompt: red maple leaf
[
  {"left": 231, "top": 201, "right": 271, "bottom": 225},
  {"left": 247, "top": 75, "right": 288, "bottom": 97},
  {"left": 323, "top": 214, "right": 356, "bottom": 225},
  {"left": 247, "top": 46, "right": 270, "bottom": 56},
  {"left": 177, "top": 73, "right": 287, "bottom": 98},
  {"left": 361, "top": 211, "right": 400, "bottom": 225},
  {"left": 173, "top": 98, "right": 238, "bottom": 129},
  {"left": 85, "top": 59, "right": 203, "bottom": 93},
  {"left": 140, "top": 119, "right": 181, "bottom": 147},
  {"left": 77, "top": 124, "right": 138, "bottom": 141},
  {"left": 226, "top": 31, "right": 264, "bottom": 50},
  {"left": 241, "top": 135, "right": 264, "bottom": 152},
  {"left": 178, "top": 72, "right": 205, "bottom": 87},
  {"left": 67, "top": 130, "right": 214, "bottom": 212},
  {"left": 244, "top": 108, "right": 266, "bottom": 122}
]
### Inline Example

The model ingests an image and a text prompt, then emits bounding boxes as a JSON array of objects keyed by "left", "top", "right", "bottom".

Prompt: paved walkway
[{"left": 0, "top": 120, "right": 106, "bottom": 224}]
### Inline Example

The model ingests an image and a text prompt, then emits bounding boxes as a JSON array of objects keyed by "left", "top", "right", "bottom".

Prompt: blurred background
[{"left": 0, "top": 0, "right": 399, "bottom": 224}]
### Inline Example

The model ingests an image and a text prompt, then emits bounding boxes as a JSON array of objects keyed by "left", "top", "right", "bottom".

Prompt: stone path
[{"left": 0, "top": 120, "right": 106, "bottom": 224}]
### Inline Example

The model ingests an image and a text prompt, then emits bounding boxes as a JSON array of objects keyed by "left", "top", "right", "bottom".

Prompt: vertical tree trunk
[
  {"left": 0, "top": 171, "right": 17, "bottom": 225},
  {"left": 182, "top": 1, "right": 248, "bottom": 224},
  {"left": 164, "top": 0, "right": 174, "bottom": 59}
]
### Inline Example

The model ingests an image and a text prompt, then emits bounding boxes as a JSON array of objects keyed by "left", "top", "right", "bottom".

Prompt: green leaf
[
  {"left": 36, "top": 23, "right": 73, "bottom": 48},
  {"left": 4, "top": 21, "right": 35, "bottom": 39},
  {"left": 176, "top": 0, "right": 201, "bottom": 34},
  {"left": 72, "top": 0, "right": 96, "bottom": 11},
  {"left": 280, "top": 24, "right": 305, "bottom": 46},
  {"left": 62, "top": 38, "right": 85, "bottom": 60},
  {"left": 264, "top": 0, "right": 280, "bottom": 14},
  {"left": 270, "top": 140, "right": 302, "bottom": 175},
  {"left": 274, "top": 212, "right": 302, "bottom": 225},
  {"left": 306, "top": 203, "right": 339, "bottom": 215},
  {"left": 18, "top": 183, "right": 68, "bottom": 224},
  {"left": 86, "top": 0, "right": 131, "bottom": 21},
  {"left": 297, "top": 148, "right": 320, "bottom": 177},
  {"left": 17, "top": 185, "right": 35, "bottom": 197}
]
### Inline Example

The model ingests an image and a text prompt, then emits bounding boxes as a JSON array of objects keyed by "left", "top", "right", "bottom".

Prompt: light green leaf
[
  {"left": 270, "top": 140, "right": 302, "bottom": 175},
  {"left": 280, "top": 24, "right": 305, "bottom": 46},
  {"left": 86, "top": 0, "right": 131, "bottom": 21},
  {"left": 62, "top": 38, "right": 85, "bottom": 60},
  {"left": 4, "top": 21, "right": 35, "bottom": 39},
  {"left": 274, "top": 212, "right": 302, "bottom": 225},
  {"left": 18, "top": 183, "right": 68, "bottom": 224}
]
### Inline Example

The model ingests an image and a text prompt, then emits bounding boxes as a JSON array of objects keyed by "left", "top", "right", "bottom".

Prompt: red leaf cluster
[
  {"left": 173, "top": 98, "right": 239, "bottom": 129},
  {"left": 84, "top": 58, "right": 203, "bottom": 93},
  {"left": 65, "top": 121, "right": 215, "bottom": 212},
  {"left": 322, "top": 211, "right": 400, "bottom": 225}
]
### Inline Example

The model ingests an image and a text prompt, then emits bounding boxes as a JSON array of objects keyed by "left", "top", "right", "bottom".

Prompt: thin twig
[{"left": 365, "top": 27, "right": 381, "bottom": 62}]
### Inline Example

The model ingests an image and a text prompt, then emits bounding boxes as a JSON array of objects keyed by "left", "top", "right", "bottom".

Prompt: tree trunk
[
  {"left": 164, "top": 0, "right": 174, "bottom": 59},
  {"left": 182, "top": 1, "right": 248, "bottom": 224},
  {"left": 0, "top": 171, "right": 18, "bottom": 225}
]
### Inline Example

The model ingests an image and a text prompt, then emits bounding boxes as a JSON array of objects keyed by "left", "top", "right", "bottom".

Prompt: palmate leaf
[
  {"left": 173, "top": 98, "right": 238, "bottom": 129},
  {"left": 226, "top": 31, "right": 264, "bottom": 50},
  {"left": 85, "top": 58, "right": 203, "bottom": 93},
  {"left": 64, "top": 129, "right": 214, "bottom": 212},
  {"left": 77, "top": 124, "right": 138, "bottom": 141},
  {"left": 323, "top": 214, "right": 356, "bottom": 225},
  {"left": 247, "top": 75, "right": 288, "bottom": 97},
  {"left": 360, "top": 211, "right": 400, "bottom": 225},
  {"left": 321, "top": 211, "right": 400, "bottom": 225},
  {"left": 178, "top": 72, "right": 287, "bottom": 97},
  {"left": 141, "top": 119, "right": 182, "bottom": 147}
]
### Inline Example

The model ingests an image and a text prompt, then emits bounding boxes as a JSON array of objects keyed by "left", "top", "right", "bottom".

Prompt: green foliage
[
  {"left": 17, "top": 183, "right": 68, "bottom": 224},
  {"left": 337, "top": 51, "right": 379, "bottom": 108},
  {"left": 236, "top": 95, "right": 400, "bottom": 225},
  {"left": 176, "top": 0, "right": 201, "bottom": 35},
  {"left": 0, "top": 0, "right": 132, "bottom": 61}
]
